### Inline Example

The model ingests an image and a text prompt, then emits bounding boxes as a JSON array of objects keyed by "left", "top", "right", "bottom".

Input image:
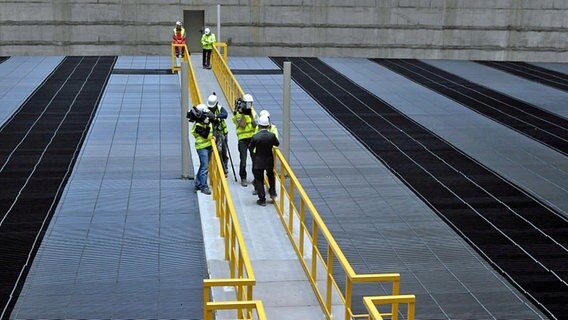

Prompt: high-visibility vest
[
  {"left": 213, "top": 108, "right": 228, "bottom": 135},
  {"left": 201, "top": 33, "right": 216, "bottom": 50},
  {"left": 192, "top": 122, "right": 212, "bottom": 150},
  {"left": 232, "top": 112, "right": 255, "bottom": 140},
  {"left": 173, "top": 27, "right": 186, "bottom": 40}
]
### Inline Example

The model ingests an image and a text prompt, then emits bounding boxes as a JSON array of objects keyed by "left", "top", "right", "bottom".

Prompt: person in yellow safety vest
[
  {"left": 172, "top": 21, "right": 187, "bottom": 58},
  {"left": 191, "top": 104, "right": 213, "bottom": 195},
  {"left": 201, "top": 27, "right": 216, "bottom": 69},
  {"left": 232, "top": 94, "right": 257, "bottom": 187},
  {"left": 207, "top": 93, "right": 229, "bottom": 176}
]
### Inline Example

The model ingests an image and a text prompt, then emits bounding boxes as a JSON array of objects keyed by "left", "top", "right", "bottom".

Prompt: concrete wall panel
[{"left": 0, "top": 0, "right": 566, "bottom": 61}]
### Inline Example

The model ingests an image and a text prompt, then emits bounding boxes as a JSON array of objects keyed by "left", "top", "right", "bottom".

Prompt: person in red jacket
[{"left": 172, "top": 21, "right": 187, "bottom": 58}]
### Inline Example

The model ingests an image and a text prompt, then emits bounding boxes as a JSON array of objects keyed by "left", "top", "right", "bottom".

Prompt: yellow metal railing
[
  {"left": 171, "top": 43, "right": 202, "bottom": 106},
  {"left": 204, "top": 299, "right": 267, "bottom": 320},
  {"left": 364, "top": 295, "right": 415, "bottom": 320},
  {"left": 204, "top": 138, "right": 257, "bottom": 319},
  {"left": 208, "top": 42, "right": 413, "bottom": 320},
  {"left": 171, "top": 43, "right": 259, "bottom": 319},
  {"left": 211, "top": 42, "right": 243, "bottom": 112},
  {"left": 272, "top": 149, "right": 402, "bottom": 320}
]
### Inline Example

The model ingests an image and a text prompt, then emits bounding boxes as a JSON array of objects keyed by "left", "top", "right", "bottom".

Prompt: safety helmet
[
  {"left": 243, "top": 94, "right": 253, "bottom": 103},
  {"left": 258, "top": 115, "right": 270, "bottom": 127},
  {"left": 242, "top": 94, "right": 254, "bottom": 109},
  {"left": 207, "top": 94, "right": 218, "bottom": 108},
  {"left": 196, "top": 104, "right": 208, "bottom": 116},
  {"left": 204, "top": 28, "right": 210, "bottom": 35},
  {"left": 259, "top": 110, "right": 270, "bottom": 118},
  {"left": 176, "top": 21, "right": 182, "bottom": 26}
]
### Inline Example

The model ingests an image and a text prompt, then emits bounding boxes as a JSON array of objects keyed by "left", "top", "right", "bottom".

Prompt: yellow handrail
[
  {"left": 210, "top": 42, "right": 244, "bottom": 112},
  {"left": 363, "top": 295, "right": 415, "bottom": 320},
  {"left": 204, "top": 300, "right": 267, "bottom": 320},
  {"left": 272, "top": 149, "right": 402, "bottom": 320},
  {"left": 171, "top": 42, "right": 258, "bottom": 319}
]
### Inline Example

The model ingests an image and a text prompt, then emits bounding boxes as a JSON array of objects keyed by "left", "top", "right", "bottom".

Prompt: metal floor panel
[
  {"left": 424, "top": 59, "right": 568, "bottom": 119},
  {"left": 476, "top": 61, "right": 568, "bottom": 92},
  {"left": 9, "top": 59, "right": 207, "bottom": 319},
  {"left": 531, "top": 62, "right": 568, "bottom": 75},
  {"left": 0, "top": 56, "right": 63, "bottom": 127}
]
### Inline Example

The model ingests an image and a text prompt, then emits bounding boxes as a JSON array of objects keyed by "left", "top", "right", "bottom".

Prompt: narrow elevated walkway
[{"left": 189, "top": 54, "right": 333, "bottom": 319}]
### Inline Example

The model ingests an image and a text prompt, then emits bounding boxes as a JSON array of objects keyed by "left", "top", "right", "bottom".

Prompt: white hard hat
[
  {"left": 259, "top": 110, "right": 270, "bottom": 118},
  {"left": 176, "top": 21, "right": 182, "bottom": 26},
  {"left": 196, "top": 104, "right": 208, "bottom": 113},
  {"left": 242, "top": 94, "right": 253, "bottom": 103},
  {"left": 207, "top": 94, "right": 218, "bottom": 107},
  {"left": 204, "top": 28, "right": 210, "bottom": 35},
  {"left": 258, "top": 115, "right": 270, "bottom": 127}
]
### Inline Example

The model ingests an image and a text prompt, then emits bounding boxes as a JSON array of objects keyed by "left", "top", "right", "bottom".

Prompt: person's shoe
[
  {"left": 270, "top": 192, "right": 277, "bottom": 199},
  {"left": 201, "top": 188, "right": 211, "bottom": 195},
  {"left": 194, "top": 187, "right": 200, "bottom": 192},
  {"left": 241, "top": 180, "right": 247, "bottom": 187},
  {"left": 252, "top": 189, "right": 257, "bottom": 195},
  {"left": 256, "top": 199, "right": 266, "bottom": 206}
]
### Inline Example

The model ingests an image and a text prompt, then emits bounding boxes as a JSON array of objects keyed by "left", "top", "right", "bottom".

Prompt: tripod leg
[{"left": 223, "top": 136, "right": 238, "bottom": 182}]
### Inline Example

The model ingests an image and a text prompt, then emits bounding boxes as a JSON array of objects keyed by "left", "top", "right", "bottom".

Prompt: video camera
[
  {"left": 186, "top": 106, "right": 214, "bottom": 123},
  {"left": 235, "top": 98, "right": 252, "bottom": 115}
]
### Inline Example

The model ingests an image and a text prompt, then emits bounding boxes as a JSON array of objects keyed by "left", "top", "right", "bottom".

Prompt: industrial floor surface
[{"left": 2, "top": 55, "right": 566, "bottom": 319}]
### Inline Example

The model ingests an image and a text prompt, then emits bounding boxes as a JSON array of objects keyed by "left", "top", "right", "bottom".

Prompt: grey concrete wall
[{"left": 0, "top": 0, "right": 566, "bottom": 61}]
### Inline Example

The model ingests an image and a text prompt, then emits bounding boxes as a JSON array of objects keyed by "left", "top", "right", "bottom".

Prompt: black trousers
[
  {"left": 253, "top": 168, "right": 275, "bottom": 201},
  {"left": 237, "top": 138, "right": 253, "bottom": 180},
  {"left": 202, "top": 49, "right": 212, "bottom": 67}
]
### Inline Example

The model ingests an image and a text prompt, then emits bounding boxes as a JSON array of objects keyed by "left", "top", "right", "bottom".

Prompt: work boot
[
  {"left": 256, "top": 199, "right": 266, "bottom": 207},
  {"left": 240, "top": 180, "right": 247, "bottom": 187},
  {"left": 201, "top": 188, "right": 211, "bottom": 195},
  {"left": 252, "top": 189, "right": 257, "bottom": 195}
]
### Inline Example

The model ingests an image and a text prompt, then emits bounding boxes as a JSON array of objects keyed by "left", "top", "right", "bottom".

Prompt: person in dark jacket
[{"left": 249, "top": 115, "right": 279, "bottom": 206}]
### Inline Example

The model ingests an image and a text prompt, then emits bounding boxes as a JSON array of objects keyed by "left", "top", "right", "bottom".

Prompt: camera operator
[
  {"left": 207, "top": 93, "right": 229, "bottom": 176},
  {"left": 190, "top": 104, "right": 215, "bottom": 195},
  {"left": 232, "top": 94, "right": 256, "bottom": 187}
]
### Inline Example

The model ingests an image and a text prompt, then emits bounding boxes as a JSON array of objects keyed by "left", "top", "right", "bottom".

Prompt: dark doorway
[{"left": 183, "top": 10, "right": 205, "bottom": 54}]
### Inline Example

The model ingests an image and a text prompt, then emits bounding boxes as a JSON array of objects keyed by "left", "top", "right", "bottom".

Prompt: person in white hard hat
[
  {"left": 249, "top": 115, "right": 280, "bottom": 206},
  {"left": 172, "top": 21, "right": 187, "bottom": 58},
  {"left": 191, "top": 104, "right": 214, "bottom": 195},
  {"left": 233, "top": 93, "right": 257, "bottom": 187},
  {"left": 255, "top": 109, "right": 279, "bottom": 139},
  {"left": 251, "top": 109, "right": 279, "bottom": 195},
  {"left": 207, "top": 92, "right": 229, "bottom": 176},
  {"left": 201, "top": 27, "right": 216, "bottom": 69}
]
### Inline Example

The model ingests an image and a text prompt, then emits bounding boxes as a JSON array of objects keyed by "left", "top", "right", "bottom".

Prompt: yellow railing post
[
  {"left": 311, "top": 222, "right": 319, "bottom": 281},
  {"left": 345, "top": 276, "right": 353, "bottom": 320},
  {"left": 326, "top": 246, "right": 334, "bottom": 313}
]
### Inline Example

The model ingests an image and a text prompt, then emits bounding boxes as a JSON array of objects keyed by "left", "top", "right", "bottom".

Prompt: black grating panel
[
  {"left": 271, "top": 56, "right": 568, "bottom": 319},
  {"left": 0, "top": 56, "right": 116, "bottom": 317},
  {"left": 371, "top": 59, "right": 568, "bottom": 156},
  {"left": 476, "top": 60, "right": 568, "bottom": 92}
]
